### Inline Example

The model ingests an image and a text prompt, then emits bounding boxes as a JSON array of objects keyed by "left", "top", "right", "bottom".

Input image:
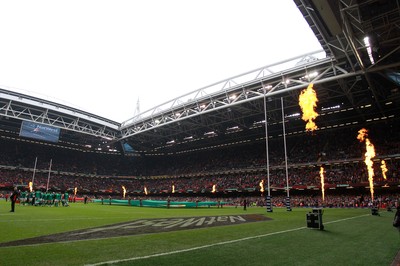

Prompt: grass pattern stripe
[{"left": 85, "top": 214, "right": 369, "bottom": 266}]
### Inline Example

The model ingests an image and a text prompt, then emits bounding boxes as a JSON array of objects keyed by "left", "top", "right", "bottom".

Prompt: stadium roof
[{"left": 1, "top": 0, "right": 399, "bottom": 155}]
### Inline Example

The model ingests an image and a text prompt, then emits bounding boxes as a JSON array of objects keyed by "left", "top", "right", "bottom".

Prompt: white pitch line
[
  {"left": 0, "top": 217, "right": 131, "bottom": 223},
  {"left": 323, "top": 214, "right": 369, "bottom": 225},
  {"left": 85, "top": 214, "right": 369, "bottom": 266}
]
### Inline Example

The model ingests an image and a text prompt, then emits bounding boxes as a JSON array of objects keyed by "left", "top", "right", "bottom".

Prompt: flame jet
[
  {"left": 381, "top": 160, "right": 388, "bottom": 180},
  {"left": 122, "top": 186, "right": 126, "bottom": 198},
  {"left": 259, "top": 180, "right": 265, "bottom": 193},
  {"left": 299, "top": 83, "right": 319, "bottom": 131},
  {"left": 357, "top": 128, "right": 376, "bottom": 201},
  {"left": 320, "top": 166, "right": 325, "bottom": 202}
]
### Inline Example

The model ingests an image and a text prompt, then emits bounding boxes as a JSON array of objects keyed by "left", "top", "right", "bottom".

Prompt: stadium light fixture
[
  {"left": 321, "top": 104, "right": 340, "bottom": 112},
  {"left": 204, "top": 131, "right": 216, "bottom": 136},
  {"left": 363, "top": 36, "right": 375, "bottom": 65},
  {"left": 285, "top": 112, "right": 300, "bottom": 118},
  {"left": 264, "top": 84, "right": 273, "bottom": 90},
  {"left": 253, "top": 119, "right": 265, "bottom": 125},
  {"left": 301, "top": 71, "right": 318, "bottom": 81}
]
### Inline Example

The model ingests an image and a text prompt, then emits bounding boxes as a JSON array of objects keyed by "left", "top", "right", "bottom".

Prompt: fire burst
[
  {"left": 259, "top": 180, "right": 265, "bottom": 193},
  {"left": 172, "top": 185, "right": 175, "bottom": 193},
  {"left": 320, "top": 166, "right": 325, "bottom": 202},
  {"left": 357, "top": 128, "right": 376, "bottom": 201},
  {"left": 144, "top": 186, "right": 148, "bottom": 195},
  {"left": 29, "top": 181, "right": 33, "bottom": 192},
  {"left": 74, "top": 187, "right": 78, "bottom": 197},
  {"left": 122, "top": 186, "right": 126, "bottom": 198},
  {"left": 299, "top": 83, "right": 319, "bottom": 131},
  {"left": 381, "top": 160, "right": 388, "bottom": 180},
  {"left": 212, "top": 184, "right": 216, "bottom": 193}
]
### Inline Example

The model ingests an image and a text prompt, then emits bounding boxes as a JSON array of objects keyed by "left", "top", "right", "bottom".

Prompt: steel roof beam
[{"left": 120, "top": 58, "right": 360, "bottom": 140}]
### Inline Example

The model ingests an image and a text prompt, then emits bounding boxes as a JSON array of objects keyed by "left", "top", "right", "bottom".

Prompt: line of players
[{"left": 19, "top": 190, "right": 70, "bottom": 207}]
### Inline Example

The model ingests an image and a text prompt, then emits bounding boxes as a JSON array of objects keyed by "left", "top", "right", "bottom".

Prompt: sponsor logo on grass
[
  {"left": 0, "top": 214, "right": 271, "bottom": 247},
  {"left": 73, "top": 215, "right": 251, "bottom": 236}
]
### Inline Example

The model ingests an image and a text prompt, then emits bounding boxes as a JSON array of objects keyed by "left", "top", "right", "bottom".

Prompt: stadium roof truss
[
  {"left": 1, "top": 0, "right": 399, "bottom": 154},
  {"left": 120, "top": 54, "right": 356, "bottom": 137},
  {"left": 0, "top": 89, "right": 120, "bottom": 141}
]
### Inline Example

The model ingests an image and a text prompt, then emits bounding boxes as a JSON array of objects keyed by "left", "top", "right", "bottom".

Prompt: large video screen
[
  {"left": 19, "top": 121, "right": 61, "bottom": 143},
  {"left": 121, "top": 141, "right": 135, "bottom": 153}
]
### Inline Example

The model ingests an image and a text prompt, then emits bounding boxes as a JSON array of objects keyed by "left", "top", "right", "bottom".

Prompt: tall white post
[
  {"left": 263, "top": 90, "right": 273, "bottom": 212},
  {"left": 281, "top": 97, "right": 291, "bottom": 211},
  {"left": 46, "top": 159, "right": 52, "bottom": 192},
  {"left": 31, "top": 157, "right": 38, "bottom": 187}
]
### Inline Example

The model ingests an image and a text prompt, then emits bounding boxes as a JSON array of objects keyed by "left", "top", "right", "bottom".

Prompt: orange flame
[
  {"left": 172, "top": 185, "right": 175, "bottom": 193},
  {"left": 74, "top": 187, "right": 78, "bottom": 197},
  {"left": 212, "top": 184, "right": 216, "bottom": 193},
  {"left": 357, "top": 128, "right": 376, "bottom": 201},
  {"left": 357, "top": 128, "right": 368, "bottom": 142},
  {"left": 29, "top": 181, "right": 33, "bottom": 192},
  {"left": 381, "top": 160, "right": 388, "bottom": 180},
  {"left": 259, "top": 180, "right": 264, "bottom": 193},
  {"left": 122, "top": 186, "right": 126, "bottom": 198},
  {"left": 144, "top": 186, "right": 148, "bottom": 195},
  {"left": 299, "top": 83, "right": 319, "bottom": 131},
  {"left": 320, "top": 166, "right": 325, "bottom": 202}
]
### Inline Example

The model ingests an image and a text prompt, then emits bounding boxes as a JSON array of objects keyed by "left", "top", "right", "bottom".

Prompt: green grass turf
[{"left": 0, "top": 200, "right": 399, "bottom": 266}]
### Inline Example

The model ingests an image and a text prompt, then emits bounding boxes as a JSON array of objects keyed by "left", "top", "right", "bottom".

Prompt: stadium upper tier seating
[{"left": 0, "top": 122, "right": 399, "bottom": 196}]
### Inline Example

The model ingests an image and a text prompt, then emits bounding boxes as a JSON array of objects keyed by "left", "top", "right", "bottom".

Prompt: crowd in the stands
[{"left": 0, "top": 123, "right": 399, "bottom": 207}]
